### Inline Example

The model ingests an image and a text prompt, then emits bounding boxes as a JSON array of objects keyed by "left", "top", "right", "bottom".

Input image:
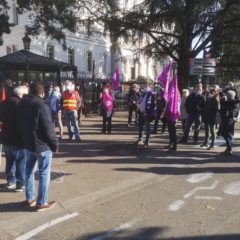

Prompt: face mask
[
  {"left": 76, "top": 86, "right": 80, "bottom": 90},
  {"left": 40, "top": 91, "right": 45, "bottom": 99},
  {"left": 53, "top": 90, "right": 60, "bottom": 96},
  {"left": 103, "top": 89, "right": 109, "bottom": 94},
  {"left": 66, "top": 85, "right": 72, "bottom": 91}
]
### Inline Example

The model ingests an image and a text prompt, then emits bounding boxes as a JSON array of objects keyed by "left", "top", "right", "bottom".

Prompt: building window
[
  {"left": 6, "top": 46, "right": 11, "bottom": 54},
  {"left": 103, "top": 54, "right": 107, "bottom": 73},
  {"left": 87, "top": 51, "right": 92, "bottom": 72},
  {"left": 67, "top": 48, "right": 75, "bottom": 65},
  {"left": 131, "top": 67, "right": 135, "bottom": 80},
  {"left": 12, "top": 44, "right": 17, "bottom": 52},
  {"left": 12, "top": 2, "right": 18, "bottom": 25},
  {"left": 46, "top": 45, "right": 54, "bottom": 59},
  {"left": 6, "top": 44, "right": 17, "bottom": 54}
]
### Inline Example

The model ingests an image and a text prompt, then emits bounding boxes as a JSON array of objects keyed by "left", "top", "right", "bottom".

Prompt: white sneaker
[{"left": 6, "top": 183, "right": 16, "bottom": 190}]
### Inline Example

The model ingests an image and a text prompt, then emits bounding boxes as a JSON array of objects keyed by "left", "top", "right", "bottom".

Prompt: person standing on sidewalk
[
  {"left": 127, "top": 84, "right": 140, "bottom": 127},
  {"left": 49, "top": 86, "right": 64, "bottom": 139},
  {"left": 0, "top": 86, "right": 28, "bottom": 191},
  {"left": 62, "top": 80, "right": 81, "bottom": 141},
  {"left": 180, "top": 89, "right": 189, "bottom": 133},
  {"left": 5, "top": 78, "right": 15, "bottom": 99},
  {"left": 17, "top": 82, "right": 58, "bottom": 211},
  {"left": 135, "top": 80, "right": 156, "bottom": 148},
  {"left": 220, "top": 90, "right": 239, "bottom": 156},
  {"left": 100, "top": 85, "right": 115, "bottom": 134},
  {"left": 180, "top": 84, "right": 205, "bottom": 144},
  {"left": 200, "top": 86, "right": 220, "bottom": 150},
  {"left": 152, "top": 89, "right": 167, "bottom": 134}
]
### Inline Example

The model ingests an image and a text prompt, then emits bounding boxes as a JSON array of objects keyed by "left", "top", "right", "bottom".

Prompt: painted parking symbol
[{"left": 224, "top": 181, "right": 240, "bottom": 195}]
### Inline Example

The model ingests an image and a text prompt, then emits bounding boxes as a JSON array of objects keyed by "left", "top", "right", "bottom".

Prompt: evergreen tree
[{"left": 80, "top": 0, "right": 238, "bottom": 88}]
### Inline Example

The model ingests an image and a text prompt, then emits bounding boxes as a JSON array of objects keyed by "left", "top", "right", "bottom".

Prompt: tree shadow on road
[{"left": 78, "top": 227, "right": 240, "bottom": 240}]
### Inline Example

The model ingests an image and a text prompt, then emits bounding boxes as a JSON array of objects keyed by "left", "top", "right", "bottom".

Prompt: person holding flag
[
  {"left": 135, "top": 79, "right": 156, "bottom": 148},
  {"left": 163, "top": 75, "right": 180, "bottom": 152}
]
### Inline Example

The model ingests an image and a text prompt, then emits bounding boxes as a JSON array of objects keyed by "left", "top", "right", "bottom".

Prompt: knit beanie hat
[{"left": 226, "top": 90, "right": 236, "bottom": 101}]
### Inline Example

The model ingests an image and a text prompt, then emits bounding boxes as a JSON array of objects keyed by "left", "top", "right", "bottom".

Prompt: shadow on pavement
[
  {"left": 0, "top": 201, "right": 35, "bottom": 212},
  {"left": 78, "top": 227, "right": 240, "bottom": 240},
  {"left": 78, "top": 227, "right": 166, "bottom": 240}
]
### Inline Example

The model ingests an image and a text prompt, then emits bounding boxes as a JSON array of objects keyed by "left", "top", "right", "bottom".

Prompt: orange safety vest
[{"left": 63, "top": 90, "right": 79, "bottom": 111}]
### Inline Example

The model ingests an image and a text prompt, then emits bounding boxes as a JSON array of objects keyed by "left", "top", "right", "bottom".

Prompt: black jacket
[
  {"left": 0, "top": 95, "right": 23, "bottom": 147},
  {"left": 204, "top": 96, "right": 220, "bottom": 124},
  {"left": 5, "top": 85, "right": 15, "bottom": 99},
  {"left": 17, "top": 95, "right": 58, "bottom": 153},
  {"left": 185, "top": 93, "right": 205, "bottom": 115},
  {"left": 220, "top": 99, "right": 239, "bottom": 137}
]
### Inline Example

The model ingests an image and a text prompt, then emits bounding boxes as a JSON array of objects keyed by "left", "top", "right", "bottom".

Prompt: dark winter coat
[
  {"left": 204, "top": 95, "right": 220, "bottom": 125},
  {"left": 17, "top": 95, "right": 58, "bottom": 153},
  {"left": 185, "top": 93, "right": 205, "bottom": 115},
  {"left": 127, "top": 91, "right": 140, "bottom": 107},
  {"left": 0, "top": 95, "right": 23, "bottom": 147},
  {"left": 220, "top": 99, "right": 239, "bottom": 137},
  {"left": 5, "top": 85, "right": 15, "bottom": 99}
]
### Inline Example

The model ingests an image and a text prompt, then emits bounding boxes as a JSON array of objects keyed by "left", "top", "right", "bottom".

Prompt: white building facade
[{"left": 0, "top": 0, "right": 168, "bottom": 83}]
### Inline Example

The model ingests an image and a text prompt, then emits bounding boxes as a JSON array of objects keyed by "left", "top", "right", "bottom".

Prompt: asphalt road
[{"left": 1, "top": 112, "right": 240, "bottom": 240}]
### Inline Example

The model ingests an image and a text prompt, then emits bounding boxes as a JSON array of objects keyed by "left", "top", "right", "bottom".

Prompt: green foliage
[
  {"left": 0, "top": 0, "right": 78, "bottom": 48},
  {"left": 211, "top": 0, "right": 240, "bottom": 81},
  {"left": 84, "top": 0, "right": 236, "bottom": 86}
]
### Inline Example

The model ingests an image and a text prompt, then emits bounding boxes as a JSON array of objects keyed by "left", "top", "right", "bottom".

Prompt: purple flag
[
  {"left": 157, "top": 63, "right": 172, "bottom": 88},
  {"left": 167, "top": 74, "right": 180, "bottom": 122},
  {"left": 111, "top": 67, "right": 121, "bottom": 90},
  {"left": 157, "top": 63, "right": 172, "bottom": 100}
]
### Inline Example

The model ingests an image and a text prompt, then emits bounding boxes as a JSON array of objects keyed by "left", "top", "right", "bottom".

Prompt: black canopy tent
[{"left": 0, "top": 50, "right": 77, "bottom": 85}]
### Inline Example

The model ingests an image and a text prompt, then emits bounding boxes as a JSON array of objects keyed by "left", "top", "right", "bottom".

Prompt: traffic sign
[
  {"left": 189, "top": 58, "right": 217, "bottom": 76},
  {"left": 189, "top": 67, "right": 216, "bottom": 76},
  {"left": 190, "top": 58, "right": 216, "bottom": 67}
]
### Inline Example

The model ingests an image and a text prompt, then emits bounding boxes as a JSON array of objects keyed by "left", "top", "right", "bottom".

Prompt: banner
[
  {"left": 167, "top": 74, "right": 180, "bottom": 122},
  {"left": 111, "top": 67, "right": 121, "bottom": 90},
  {"left": 157, "top": 63, "right": 172, "bottom": 100}
]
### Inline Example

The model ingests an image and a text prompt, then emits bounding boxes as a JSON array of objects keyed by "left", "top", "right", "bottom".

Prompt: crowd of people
[
  {"left": 126, "top": 80, "right": 240, "bottom": 155},
  {"left": 0, "top": 77, "right": 239, "bottom": 212}
]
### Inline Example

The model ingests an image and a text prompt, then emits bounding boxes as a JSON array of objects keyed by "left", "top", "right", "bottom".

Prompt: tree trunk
[{"left": 177, "top": 53, "right": 191, "bottom": 91}]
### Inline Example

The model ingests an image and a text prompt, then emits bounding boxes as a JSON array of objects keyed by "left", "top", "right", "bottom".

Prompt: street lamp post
[
  {"left": 92, "top": 59, "right": 95, "bottom": 112},
  {"left": 22, "top": 34, "right": 31, "bottom": 83}
]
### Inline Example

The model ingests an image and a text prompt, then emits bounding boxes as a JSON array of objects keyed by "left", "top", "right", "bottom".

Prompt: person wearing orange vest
[{"left": 62, "top": 80, "right": 81, "bottom": 141}]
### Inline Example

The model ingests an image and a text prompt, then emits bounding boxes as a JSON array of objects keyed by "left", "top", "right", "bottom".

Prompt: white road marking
[
  {"left": 186, "top": 172, "right": 214, "bottom": 183},
  {"left": 224, "top": 181, "right": 240, "bottom": 195},
  {"left": 15, "top": 212, "right": 79, "bottom": 240},
  {"left": 194, "top": 196, "right": 222, "bottom": 200},
  {"left": 90, "top": 219, "right": 137, "bottom": 240},
  {"left": 184, "top": 181, "right": 219, "bottom": 199},
  {"left": 168, "top": 200, "right": 185, "bottom": 211}
]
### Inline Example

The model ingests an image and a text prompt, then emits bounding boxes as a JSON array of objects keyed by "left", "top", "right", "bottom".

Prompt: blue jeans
[
  {"left": 183, "top": 113, "right": 201, "bottom": 142},
  {"left": 24, "top": 149, "right": 52, "bottom": 206},
  {"left": 4, "top": 145, "right": 26, "bottom": 187},
  {"left": 138, "top": 112, "right": 151, "bottom": 144},
  {"left": 63, "top": 110, "right": 80, "bottom": 139},
  {"left": 224, "top": 136, "right": 232, "bottom": 151}
]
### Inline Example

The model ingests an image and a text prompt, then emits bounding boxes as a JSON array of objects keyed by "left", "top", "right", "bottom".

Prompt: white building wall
[{"left": 1, "top": 0, "right": 169, "bottom": 83}]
